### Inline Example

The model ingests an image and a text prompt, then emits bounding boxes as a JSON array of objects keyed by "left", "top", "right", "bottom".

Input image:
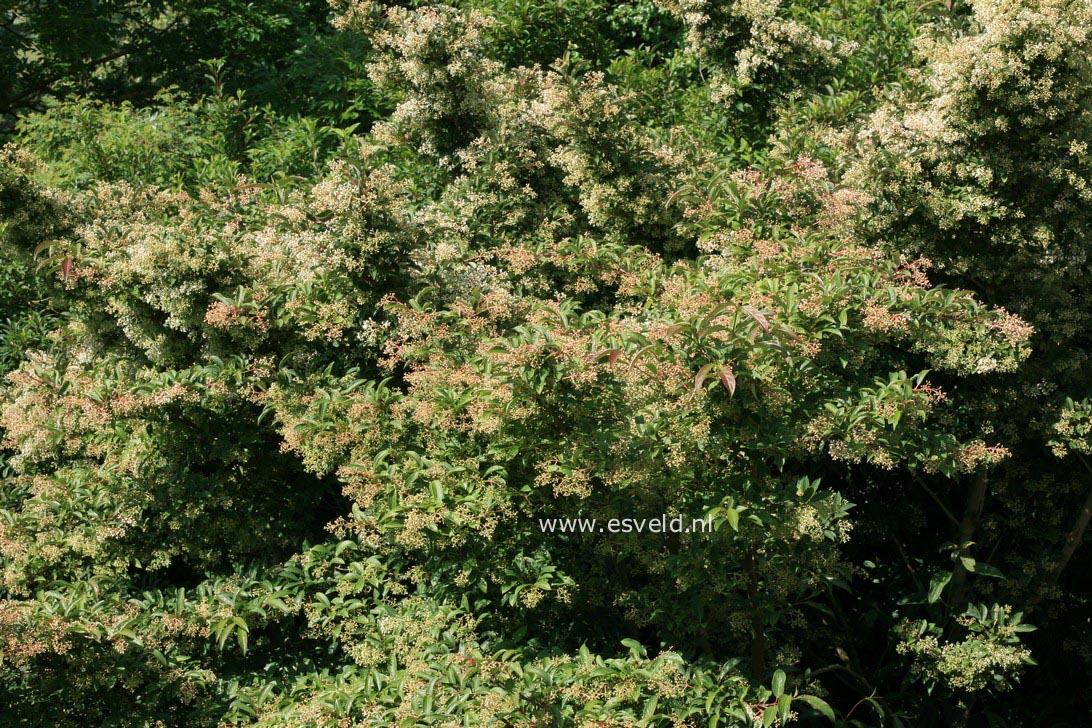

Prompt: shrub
[{"left": 0, "top": 1, "right": 1089, "bottom": 725}]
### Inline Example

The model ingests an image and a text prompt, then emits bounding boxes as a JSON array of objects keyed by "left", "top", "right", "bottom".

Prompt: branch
[
  {"left": 747, "top": 545, "right": 766, "bottom": 678},
  {"left": 911, "top": 472, "right": 960, "bottom": 529},
  {"left": 807, "top": 664, "right": 888, "bottom": 721},
  {"left": 1044, "top": 485, "right": 1092, "bottom": 589},
  {"left": 1028, "top": 456, "right": 1092, "bottom": 610},
  {"left": 4, "top": 41, "right": 152, "bottom": 113},
  {"left": 891, "top": 535, "right": 922, "bottom": 591},
  {"left": 947, "top": 469, "right": 988, "bottom": 609}
]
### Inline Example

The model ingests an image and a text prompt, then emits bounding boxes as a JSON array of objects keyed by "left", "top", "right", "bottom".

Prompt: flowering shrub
[
  {"left": 656, "top": 0, "right": 848, "bottom": 98},
  {"left": 0, "top": 0, "right": 1088, "bottom": 725}
]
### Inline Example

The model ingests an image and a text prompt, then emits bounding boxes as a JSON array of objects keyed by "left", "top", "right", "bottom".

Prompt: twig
[
  {"left": 1028, "top": 455, "right": 1092, "bottom": 611},
  {"left": 911, "top": 472, "right": 960, "bottom": 529}
]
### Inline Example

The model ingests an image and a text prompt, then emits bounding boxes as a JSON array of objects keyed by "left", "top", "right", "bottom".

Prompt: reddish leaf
[
  {"left": 743, "top": 305, "right": 770, "bottom": 333},
  {"left": 596, "top": 349, "right": 623, "bottom": 364},
  {"left": 719, "top": 365, "right": 737, "bottom": 395},
  {"left": 694, "top": 363, "right": 716, "bottom": 392}
]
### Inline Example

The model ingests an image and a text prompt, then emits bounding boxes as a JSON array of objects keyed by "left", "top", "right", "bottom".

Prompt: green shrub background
[{"left": 0, "top": 0, "right": 1090, "bottom": 725}]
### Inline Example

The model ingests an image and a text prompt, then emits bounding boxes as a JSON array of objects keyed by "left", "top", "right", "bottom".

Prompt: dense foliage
[{"left": 0, "top": 0, "right": 1090, "bottom": 725}]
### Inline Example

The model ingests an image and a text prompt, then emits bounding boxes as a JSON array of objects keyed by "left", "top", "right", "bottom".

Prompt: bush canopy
[{"left": 0, "top": 0, "right": 1090, "bottom": 725}]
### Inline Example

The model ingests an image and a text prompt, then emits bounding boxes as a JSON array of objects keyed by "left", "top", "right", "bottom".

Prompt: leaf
[
  {"left": 33, "top": 239, "right": 60, "bottom": 257},
  {"left": 743, "top": 305, "right": 771, "bottom": 332},
  {"left": 796, "top": 694, "right": 835, "bottom": 721},
  {"left": 777, "top": 694, "right": 792, "bottom": 720},
  {"left": 975, "top": 563, "right": 1006, "bottom": 579},
  {"left": 597, "top": 348, "right": 623, "bottom": 364},
  {"left": 959, "top": 556, "right": 976, "bottom": 572},
  {"left": 726, "top": 508, "right": 740, "bottom": 532},
  {"left": 718, "top": 365, "right": 737, "bottom": 395},
  {"left": 694, "top": 363, "right": 717, "bottom": 392},
  {"left": 216, "top": 621, "right": 232, "bottom": 650},
  {"left": 641, "top": 694, "right": 659, "bottom": 720},
  {"left": 627, "top": 344, "right": 657, "bottom": 372},
  {"left": 771, "top": 669, "right": 786, "bottom": 697},
  {"left": 928, "top": 570, "right": 952, "bottom": 603}
]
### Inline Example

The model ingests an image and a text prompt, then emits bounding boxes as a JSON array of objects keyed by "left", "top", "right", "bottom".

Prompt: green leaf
[
  {"left": 641, "top": 694, "right": 660, "bottom": 721},
  {"left": 928, "top": 570, "right": 952, "bottom": 603},
  {"left": 975, "top": 563, "right": 1005, "bottom": 579},
  {"left": 776, "top": 695, "right": 792, "bottom": 718},
  {"left": 236, "top": 625, "right": 249, "bottom": 654},
  {"left": 771, "top": 669, "right": 786, "bottom": 697},
  {"left": 796, "top": 694, "right": 836, "bottom": 721}
]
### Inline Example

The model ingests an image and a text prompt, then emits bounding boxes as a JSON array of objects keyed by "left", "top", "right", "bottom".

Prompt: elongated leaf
[
  {"left": 743, "top": 305, "right": 771, "bottom": 332},
  {"left": 719, "top": 365, "right": 737, "bottom": 395},
  {"left": 796, "top": 694, "right": 836, "bottom": 721},
  {"left": 928, "top": 570, "right": 952, "bottom": 603},
  {"left": 694, "top": 363, "right": 717, "bottom": 391}
]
